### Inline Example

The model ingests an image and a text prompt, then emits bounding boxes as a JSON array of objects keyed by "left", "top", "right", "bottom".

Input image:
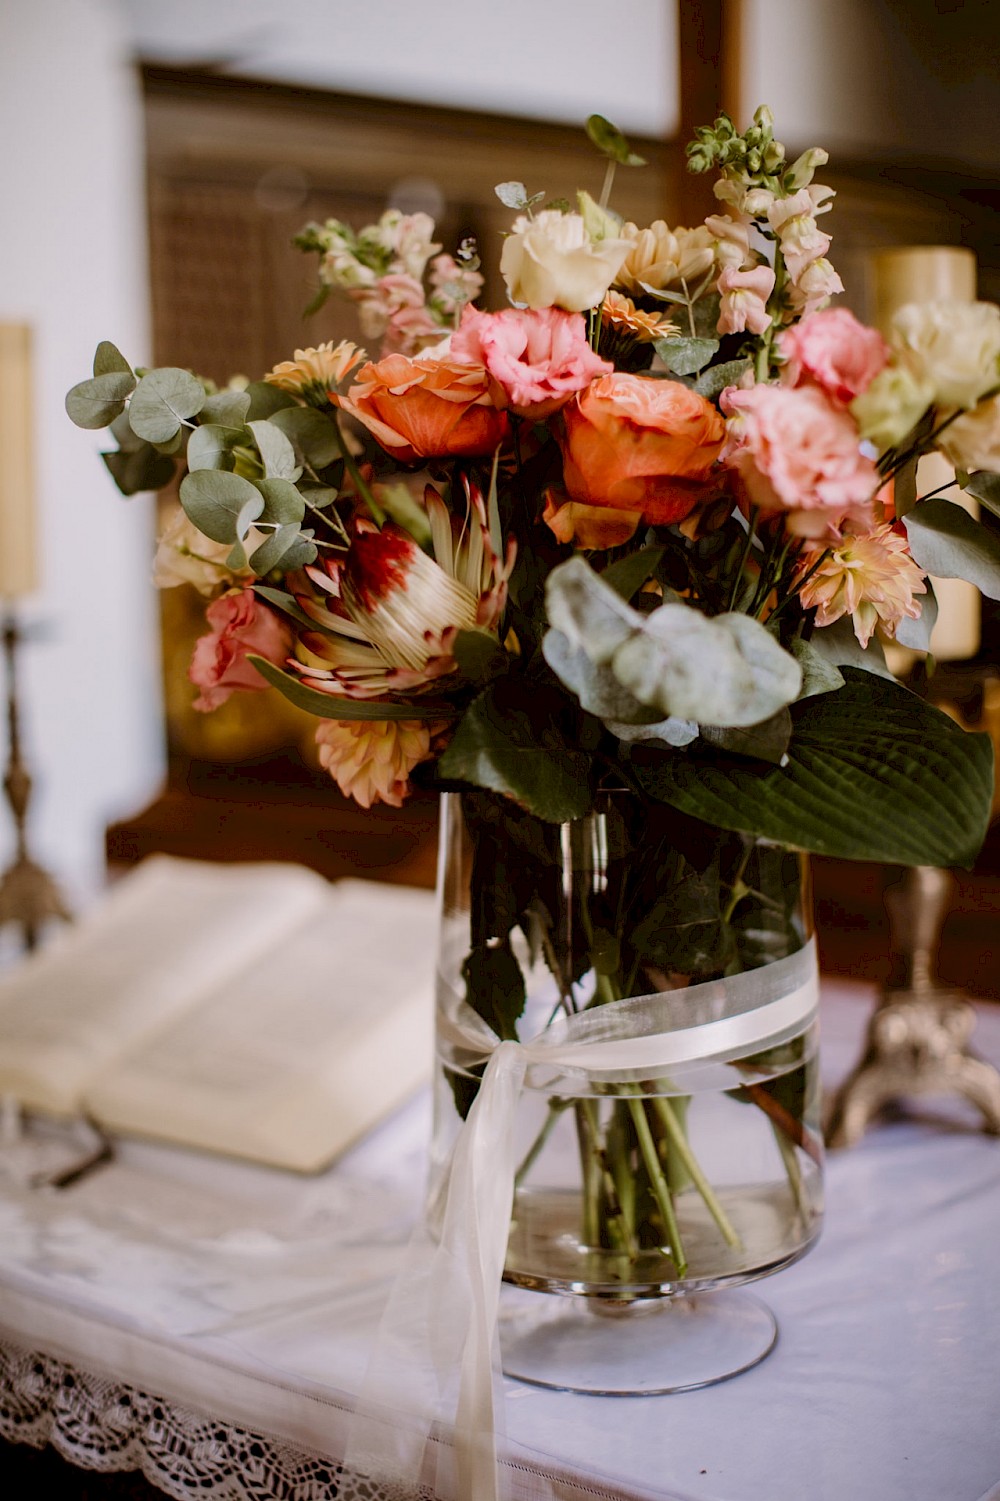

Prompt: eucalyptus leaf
[
  {"left": 545, "top": 556, "right": 636, "bottom": 662},
  {"left": 244, "top": 381, "right": 298, "bottom": 420},
  {"left": 894, "top": 581, "right": 939, "bottom": 652},
  {"left": 807, "top": 617, "right": 895, "bottom": 681},
  {"left": 249, "top": 656, "right": 455, "bottom": 721},
  {"left": 254, "top": 477, "right": 306, "bottom": 526},
  {"left": 128, "top": 367, "right": 204, "bottom": 444},
  {"left": 65, "top": 371, "right": 136, "bottom": 429},
  {"left": 438, "top": 686, "right": 592, "bottom": 823},
  {"left": 102, "top": 446, "right": 175, "bottom": 496},
  {"left": 299, "top": 483, "right": 341, "bottom": 511},
  {"left": 268, "top": 406, "right": 342, "bottom": 469},
  {"left": 495, "top": 181, "right": 529, "bottom": 209},
  {"left": 543, "top": 629, "right": 660, "bottom": 726},
  {"left": 187, "top": 423, "right": 240, "bottom": 473},
  {"left": 275, "top": 530, "right": 319, "bottom": 572},
  {"left": 92, "top": 341, "right": 132, "bottom": 377},
  {"left": 249, "top": 418, "right": 302, "bottom": 481},
  {"left": 227, "top": 540, "right": 247, "bottom": 572},
  {"left": 109, "top": 409, "right": 144, "bottom": 452},
  {"left": 634, "top": 670, "right": 994, "bottom": 868},
  {"left": 235, "top": 494, "right": 265, "bottom": 542},
  {"left": 607, "top": 715, "right": 699, "bottom": 747},
  {"left": 788, "top": 636, "right": 845, "bottom": 699},
  {"left": 964, "top": 469, "right": 1000, "bottom": 523},
  {"left": 904, "top": 498, "right": 1000, "bottom": 600},
  {"left": 585, "top": 114, "right": 647, "bottom": 167},
  {"left": 700, "top": 709, "right": 792, "bottom": 766},
  {"left": 151, "top": 428, "right": 186, "bottom": 456},
  {"left": 692, "top": 293, "right": 722, "bottom": 339},
  {"left": 200, "top": 389, "right": 251, "bottom": 427},
  {"left": 654, "top": 336, "right": 719, "bottom": 377},
  {"left": 180, "top": 469, "right": 266, "bottom": 544},
  {"left": 694, "top": 357, "right": 752, "bottom": 400},
  {"left": 249, "top": 524, "right": 309, "bottom": 576}
]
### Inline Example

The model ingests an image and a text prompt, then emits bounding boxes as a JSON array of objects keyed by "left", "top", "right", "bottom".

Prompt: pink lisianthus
[
  {"left": 189, "top": 588, "right": 292, "bottom": 712},
  {"left": 717, "top": 265, "right": 775, "bottom": 336},
  {"left": 722, "top": 383, "right": 879, "bottom": 536},
  {"left": 779, "top": 308, "right": 889, "bottom": 407},
  {"left": 452, "top": 306, "right": 612, "bottom": 419}
]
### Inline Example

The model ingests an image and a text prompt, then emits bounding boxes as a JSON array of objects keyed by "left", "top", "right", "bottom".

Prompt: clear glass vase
[{"left": 432, "top": 789, "right": 823, "bottom": 1393}]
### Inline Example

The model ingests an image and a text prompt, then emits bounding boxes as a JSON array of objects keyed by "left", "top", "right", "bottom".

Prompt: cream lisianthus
[
  {"left": 265, "top": 341, "right": 367, "bottom": 406},
  {"left": 891, "top": 301, "right": 1000, "bottom": 411},
  {"left": 314, "top": 717, "right": 444, "bottom": 808},
  {"left": 153, "top": 505, "right": 249, "bottom": 595},
  {"left": 500, "top": 210, "right": 631, "bottom": 313},
  {"left": 796, "top": 523, "right": 926, "bottom": 646},
  {"left": 291, "top": 480, "right": 514, "bottom": 700},
  {"left": 615, "top": 220, "right": 715, "bottom": 296},
  {"left": 850, "top": 364, "right": 936, "bottom": 451},
  {"left": 939, "top": 392, "right": 1000, "bottom": 473}
]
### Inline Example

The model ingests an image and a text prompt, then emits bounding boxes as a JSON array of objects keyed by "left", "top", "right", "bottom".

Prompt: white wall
[{"left": 0, "top": 0, "right": 165, "bottom": 907}]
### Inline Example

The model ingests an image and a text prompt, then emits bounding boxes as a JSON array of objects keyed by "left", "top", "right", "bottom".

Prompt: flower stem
[
  {"left": 650, "top": 1095, "right": 743, "bottom": 1250},
  {"left": 598, "top": 158, "right": 616, "bottom": 211},
  {"left": 332, "top": 419, "right": 384, "bottom": 526},
  {"left": 626, "top": 1095, "right": 688, "bottom": 1277},
  {"left": 771, "top": 1118, "right": 810, "bottom": 1224}
]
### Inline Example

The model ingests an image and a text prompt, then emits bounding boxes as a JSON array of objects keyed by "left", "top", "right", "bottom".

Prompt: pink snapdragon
[
  {"left": 452, "top": 305, "right": 612, "bottom": 419},
  {"left": 722, "top": 383, "right": 879, "bottom": 536},
  {"left": 779, "top": 309, "right": 889, "bottom": 408},
  {"left": 188, "top": 589, "right": 292, "bottom": 712},
  {"left": 717, "top": 266, "right": 776, "bottom": 336}
]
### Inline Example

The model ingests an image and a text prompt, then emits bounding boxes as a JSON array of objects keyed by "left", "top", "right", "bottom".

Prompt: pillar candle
[
  {"left": 871, "top": 247, "right": 979, "bottom": 662},
  {"left": 0, "top": 323, "right": 40, "bottom": 599}
]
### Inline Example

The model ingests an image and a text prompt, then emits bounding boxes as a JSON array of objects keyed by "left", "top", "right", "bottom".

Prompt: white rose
[
  {"left": 892, "top": 300, "right": 1000, "bottom": 410},
  {"left": 850, "top": 364, "right": 935, "bottom": 451},
  {"left": 500, "top": 211, "right": 630, "bottom": 312},
  {"left": 939, "top": 393, "right": 1000, "bottom": 472}
]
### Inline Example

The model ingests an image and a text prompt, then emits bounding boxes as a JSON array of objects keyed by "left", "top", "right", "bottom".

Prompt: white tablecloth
[{"left": 0, "top": 980, "right": 999, "bottom": 1501}]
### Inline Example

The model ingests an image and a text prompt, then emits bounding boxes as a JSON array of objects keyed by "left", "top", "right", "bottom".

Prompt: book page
[
  {"left": 0, "top": 857, "right": 332, "bottom": 1116},
  {"left": 83, "top": 880, "right": 438, "bottom": 1172}
]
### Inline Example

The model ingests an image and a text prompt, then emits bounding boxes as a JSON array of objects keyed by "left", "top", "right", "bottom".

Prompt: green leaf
[
  {"left": 894, "top": 454, "right": 918, "bottom": 518},
  {"left": 700, "top": 708, "right": 792, "bottom": 765},
  {"left": 599, "top": 545, "right": 664, "bottom": 602},
  {"left": 187, "top": 423, "right": 240, "bottom": 473},
  {"left": 452, "top": 629, "right": 508, "bottom": 685},
  {"left": 244, "top": 382, "right": 298, "bottom": 420},
  {"left": 179, "top": 470, "right": 265, "bottom": 544},
  {"left": 128, "top": 367, "right": 205, "bottom": 444},
  {"left": 268, "top": 406, "right": 342, "bottom": 469},
  {"left": 692, "top": 293, "right": 722, "bottom": 339},
  {"left": 461, "top": 944, "right": 526, "bottom": 1042},
  {"left": 904, "top": 498, "right": 1000, "bottom": 599},
  {"left": 102, "top": 446, "right": 175, "bottom": 496},
  {"left": 200, "top": 389, "right": 252, "bottom": 427},
  {"left": 788, "top": 636, "right": 845, "bottom": 699},
  {"left": 634, "top": 670, "right": 994, "bottom": 868},
  {"left": 235, "top": 494, "right": 265, "bottom": 542},
  {"left": 93, "top": 341, "right": 132, "bottom": 377},
  {"left": 694, "top": 357, "right": 752, "bottom": 400},
  {"left": 248, "top": 655, "right": 455, "bottom": 721},
  {"left": 65, "top": 371, "right": 136, "bottom": 429},
  {"left": 655, "top": 336, "right": 719, "bottom": 377},
  {"left": 585, "top": 114, "right": 647, "bottom": 167},
  {"left": 253, "top": 586, "right": 320, "bottom": 631},
  {"left": 438, "top": 686, "right": 592, "bottom": 822},
  {"left": 248, "top": 524, "right": 312, "bottom": 576},
  {"left": 964, "top": 469, "right": 1000, "bottom": 524},
  {"left": 807, "top": 617, "right": 895, "bottom": 681},
  {"left": 248, "top": 418, "right": 302, "bottom": 481},
  {"left": 894, "top": 581, "right": 938, "bottom": 652},
  {"left": 254, "top": 477, "right": 306, "bottom": 526}
]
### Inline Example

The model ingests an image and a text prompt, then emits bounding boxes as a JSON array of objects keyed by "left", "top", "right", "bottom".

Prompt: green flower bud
[
  {"left": 747, "top": 148, "right": 762, "bottom": 173},
  {"left": 763, "top": 141, "right": 786, "bottom": 171},
  {"left": 753, "top": 104, "right": 775, "bottom": 133}
]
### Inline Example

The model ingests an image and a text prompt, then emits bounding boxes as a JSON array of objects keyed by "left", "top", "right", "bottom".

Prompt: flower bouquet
[{"left": 68, "top": 107, "right": 998, "bottom": 1381}]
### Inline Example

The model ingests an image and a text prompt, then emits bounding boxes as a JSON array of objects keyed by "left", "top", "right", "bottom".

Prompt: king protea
[{"left": 291, "top": 479, "right": 514, "bottom": 700}]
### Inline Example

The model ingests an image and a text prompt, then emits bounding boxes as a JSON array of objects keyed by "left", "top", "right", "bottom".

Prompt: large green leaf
[
  {"left": 128, "top": 368, "right": 205, "bottom": 444},
  {"left": 438, "top": 686, "right": 592, "bottom": 822},
  {"left": 65, "top": 371, "right": 136, "bottom": 429},
  {"left": 634, "top": 670, "right": 994, "bottom": 868},
  {"left": 248, "top": 655, "right": 455, "bottom": 721},
  {"left": 904, "top": 498, "right": 1000, "bottom": 600}
]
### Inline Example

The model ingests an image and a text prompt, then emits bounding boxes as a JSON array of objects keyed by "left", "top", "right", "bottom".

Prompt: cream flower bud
[
  {"left": 939, "top": 393, "right": 1000, "bottom": 472},
  {"left": 616, "top": 220, "right": 715, "bottom": 295},
  {"left": 891, "top": 300, "right": 1000, "bottom": 411},
  {"left": 500, "top": 210, "right": 630, "bottom": 313},
  {"left": 850, "top": 365, "right": 936, "bottom": 451}
]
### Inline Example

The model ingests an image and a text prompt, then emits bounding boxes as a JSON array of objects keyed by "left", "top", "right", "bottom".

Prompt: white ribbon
[{"left": 344, "top": 938, "right": 819, "bottom": 1501}]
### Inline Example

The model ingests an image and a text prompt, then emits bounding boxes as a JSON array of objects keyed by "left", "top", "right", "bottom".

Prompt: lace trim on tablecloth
[{"left": 0, "top": 1336, "right": 434, "bottom": 1501}]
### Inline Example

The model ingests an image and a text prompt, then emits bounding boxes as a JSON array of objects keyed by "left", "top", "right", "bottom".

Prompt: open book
[{"left": 0, "top": 857, "right": 437, "bottom": 1173}]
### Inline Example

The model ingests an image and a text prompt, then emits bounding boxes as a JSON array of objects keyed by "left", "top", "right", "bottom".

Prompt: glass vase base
[{"left": 499, "top": 1285, "right": 777, "bottom": 1396}]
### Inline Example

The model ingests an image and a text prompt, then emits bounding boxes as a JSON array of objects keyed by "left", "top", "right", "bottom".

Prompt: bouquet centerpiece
[{"left": 68, "top": 105, "right": 998, "bottom": 1377}]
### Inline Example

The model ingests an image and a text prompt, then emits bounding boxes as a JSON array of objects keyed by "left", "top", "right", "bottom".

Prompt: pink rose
[
  {"left": 717, "top": 265, "right": 775, "bottom": 336},
  {"left": 189, "top": 588, "right": 292, "bottom": 712},
  {"left": 722, "top": 383, "right": 879, "bottom": 535},
  {"left": 779, "top": 308, "right": 888, "bottom": 407},
  {"left": 451, "top": 305, "right": 612, "bottom": 419}
]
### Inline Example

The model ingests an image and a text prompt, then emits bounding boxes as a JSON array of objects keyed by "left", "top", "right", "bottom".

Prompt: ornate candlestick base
[{"left": 825, "top": 865, "right": 1000, "bottom": 1148}]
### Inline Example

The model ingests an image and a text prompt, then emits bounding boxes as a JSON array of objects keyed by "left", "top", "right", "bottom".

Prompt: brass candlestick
[
  {"left": 0, "top": 612, "right": 72, "bottom": 950},
  {"left": 825, "top": 863, "right": 1000, "bottom": 1148}
]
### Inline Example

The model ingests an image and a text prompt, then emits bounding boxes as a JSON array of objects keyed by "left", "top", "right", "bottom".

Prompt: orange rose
[
  {"left": 541, "top": 487, "right": 640, "bottom": 550},
  {"left": 336, "top": 353, "right": 509, "bottom": 463},
  {"left": 558, "top": 372, "right": 725, "bottom": 524}
]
